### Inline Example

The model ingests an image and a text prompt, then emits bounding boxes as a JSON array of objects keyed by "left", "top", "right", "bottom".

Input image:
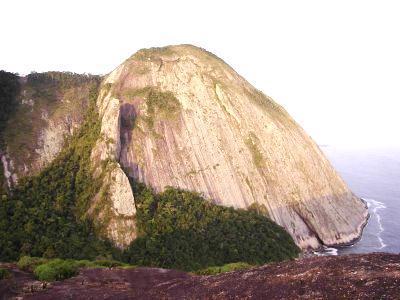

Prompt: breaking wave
[
  {"left": 365, "top": 198, "right": 387, "bottom": 249},
  {"left": 313, "top": 246, "right": 338, "bottom": 256}
]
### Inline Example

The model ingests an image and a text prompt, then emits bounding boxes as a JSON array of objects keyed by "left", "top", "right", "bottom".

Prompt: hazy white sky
[{"left": 1, "top": 0, "right": 399, "bottom": 148}]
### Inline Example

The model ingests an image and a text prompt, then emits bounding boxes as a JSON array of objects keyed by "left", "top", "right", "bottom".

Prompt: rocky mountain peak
[{"left": 92, "top": 45, "right": 368, "bottom": 249}]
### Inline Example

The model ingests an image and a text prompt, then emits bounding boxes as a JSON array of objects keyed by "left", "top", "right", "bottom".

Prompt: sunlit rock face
[{"left": 96, "top": 44, "right": 368, "bottom": 249}]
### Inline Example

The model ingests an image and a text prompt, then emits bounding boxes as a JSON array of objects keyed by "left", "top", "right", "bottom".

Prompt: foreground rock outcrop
[
  {"left": 1, "top": 253, "right": 399, "bottom": 299},
  {"left": 94, "top": 44, "right": 368, "bottom": 248}
]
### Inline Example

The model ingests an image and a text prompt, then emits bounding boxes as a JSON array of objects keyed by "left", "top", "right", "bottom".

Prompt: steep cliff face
[
  {"left": 1, "top": 72, "right": 99, "bottom": 187},
  {"left": 90, "top": 83, "right": 136, "bottom": 247},
  {"left": 96, "top": 45, "right": 368, "bottom": 249}
]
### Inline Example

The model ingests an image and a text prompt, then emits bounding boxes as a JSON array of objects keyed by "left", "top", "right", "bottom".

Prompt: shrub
[
  {"left": 17, "top": 256, "right": 48, "bottom": 271},
  {"left": 17, "top": 257, "right": 132, "bottom": 282},
  {"left": 195, "top": 262, "right": 253, "bottom": 275},
  {"left": 33, "top": 259, "right": 78, "bottom": 282},
  {"left": 73, "top": 259, "right": 128, "bottom": 269},
  {"left": 0, "top": 267, "right": 10, "bottom": 280}
]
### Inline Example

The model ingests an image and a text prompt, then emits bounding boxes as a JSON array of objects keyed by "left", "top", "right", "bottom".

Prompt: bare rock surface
[
  {"left": 2, "top": 253, "right": 399, "bottom": 299},
  {"left": 0, "top": 263, "right": 49, "bottom": 299},
  {"left": 90, "top": 83, "right": 137, "bottom": 247},
  {"left": 96, "top": 44, "right": 368, "bottom": 249},
  {"left": 104, "top": 164, "right": 137, "bottom": 248}
]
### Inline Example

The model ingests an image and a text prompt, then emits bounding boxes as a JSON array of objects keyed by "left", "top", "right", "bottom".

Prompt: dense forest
[
  {"left": 0, "top": 72, "right": 299, "bottom": 271},
  {"left": 27, "top": 71, "right": 99, "bottom": 89},
  {"left": 0, "top": 77, "right": 117, "bottom": 261},
  {"left": 0, "top": 71, "right": 20, "bottom": 194},
  {"left": 0, "top": 71, "right": 19, "bottom": 137},
  {"left": 124, "top": 183, "right": 299, "bottom": 271}
]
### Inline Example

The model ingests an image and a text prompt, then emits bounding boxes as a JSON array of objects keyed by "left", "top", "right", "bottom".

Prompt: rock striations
[{"left": 92, "top": 44, "right": 368, "bottom": 249}]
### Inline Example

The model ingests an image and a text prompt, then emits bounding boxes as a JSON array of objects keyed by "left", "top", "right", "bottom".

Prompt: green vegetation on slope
[
  {"left": 1, "top": 167, "right": 299, "bottom": 270},
  {"left": 0, "top": 73, "right": 299, "bottom": 273},
  {"left": 0, "top": 71, "right": 19, "bottom": 144},
  {"left": 0, "top": 71, "right": 20, "bottom": 194},
  {"left": 195, "top": 262, "right": 254, "bottom": 275},
  {"left": 0, "top": 81, "right": 119, "bottom": 261},
  {"left": 245, "top": 132, "right": 265, "bottom": 169},
  {"left": 123, "top": 87, "right": 181, "bottom": 129},
  {"left": 17, "top": 255, "right": 48, "bottom": 271},
  {"left": 34, "top": 258, "right": 79, "bottom": 281},
  {"left": 123, "top": 183, "right": 299, "bottom": 271},
  {"left": 26, "top": 72, "right": 98, "bottom": 89}
]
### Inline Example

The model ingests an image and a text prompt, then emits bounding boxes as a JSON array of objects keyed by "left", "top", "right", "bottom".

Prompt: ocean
[{"left": 318, "top": 146, "right": 400, "bottom": 255}]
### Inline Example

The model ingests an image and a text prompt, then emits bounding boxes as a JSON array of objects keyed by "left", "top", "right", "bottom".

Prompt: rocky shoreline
[
  {"left": 303, "top": 198, "right": 370, "bottom": 257},
  {"left": 334, "top": 197, "right": 371, "bottom": 247},
  {"left": 1, "top": 252, "right": 399, "bottom": 299}
]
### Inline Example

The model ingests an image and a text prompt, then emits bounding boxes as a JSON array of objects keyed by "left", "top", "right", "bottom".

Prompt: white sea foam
[
  {"left": 323, "top": 247, "right": 338, "bottom": 256},
  {"left": 364, "top": 198, "right": 387, "bottom": 249},
  {"left": 314, "top": 198, "right": 388, "bottom": 256},
  {"left": 313, "top": 246, "right": 338, "bottom": 256}
]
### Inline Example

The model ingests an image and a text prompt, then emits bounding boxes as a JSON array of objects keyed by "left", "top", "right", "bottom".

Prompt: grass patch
[
  {"left": 195, "top": 262, "right": 254, "bottom": 275},
  {"left": 132, "top": 47, "right": 177, "bottom": 61},
  {"left": 245, "top": 132, "right": 265, "bottom": 169},
  {"left": 92, "top": 259, "right": 128, "bottom": 268},
  {"left": 248, "top": 202, "right": 269, "bottom": 217},
  {"left": 123, "top": 87, "right": 181, "bottom": 130},
  {"left": 17, "top": 256, "right": 48, "bottom": 272},
  {"left": 34, "top": 259, "right": 79, "bottom": 282}
]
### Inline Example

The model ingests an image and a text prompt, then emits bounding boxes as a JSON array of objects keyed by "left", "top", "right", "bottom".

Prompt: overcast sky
[{"left": 1, "top": 0, "right": 399, "bottom": 148}]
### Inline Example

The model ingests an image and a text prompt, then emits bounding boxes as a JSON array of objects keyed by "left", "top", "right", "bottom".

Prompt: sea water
[{"left": 317, "top": 146, "right": 400, "bottom": 255}]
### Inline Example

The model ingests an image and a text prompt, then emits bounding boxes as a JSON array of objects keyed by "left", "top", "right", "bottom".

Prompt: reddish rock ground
[{"left": 1, "top": 253, "right": 400, "bottom": 299}]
